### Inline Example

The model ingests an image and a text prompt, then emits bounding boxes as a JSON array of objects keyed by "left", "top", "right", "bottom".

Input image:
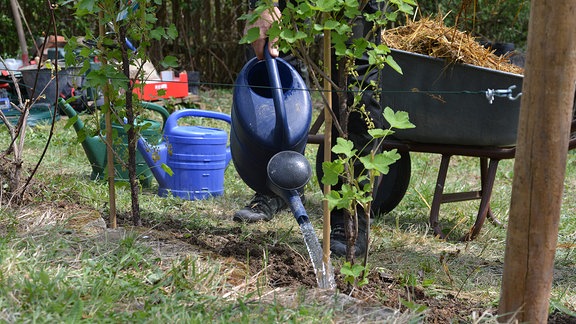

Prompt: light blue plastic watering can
[{"left": 137, "top": 109, "right": 232, "bottom": 200}]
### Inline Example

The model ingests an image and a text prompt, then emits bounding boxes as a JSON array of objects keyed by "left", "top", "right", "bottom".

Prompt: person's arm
[{"left": 245, "top": 1, "right": 281, "bottom": 60}]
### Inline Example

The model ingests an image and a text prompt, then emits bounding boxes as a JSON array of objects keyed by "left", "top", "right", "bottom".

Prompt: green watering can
[{"left": 58, "top": 98, "right": 169, "bottom": 187}]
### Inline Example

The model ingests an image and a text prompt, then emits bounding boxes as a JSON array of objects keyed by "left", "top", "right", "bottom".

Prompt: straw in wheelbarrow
[{"left": 382, "top": 17, "right": 524, "bottom": 75}]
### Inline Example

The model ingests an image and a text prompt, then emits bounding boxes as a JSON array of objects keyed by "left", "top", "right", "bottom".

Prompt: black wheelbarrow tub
[{"left": 380, "top": 49, "right": 523, "bottom": 147}]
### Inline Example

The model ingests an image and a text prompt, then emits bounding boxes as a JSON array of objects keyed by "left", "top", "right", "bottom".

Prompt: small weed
[
  {"left": 399, "top": 298, "right": 428, "bottom": 323},
  {"left": 340, "top": 261, "right": 369, "bottom": 287}
]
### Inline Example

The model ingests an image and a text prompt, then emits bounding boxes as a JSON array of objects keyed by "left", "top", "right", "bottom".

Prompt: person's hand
[{"left": 244, "top": 6, "right": 281, "bottom": 60}]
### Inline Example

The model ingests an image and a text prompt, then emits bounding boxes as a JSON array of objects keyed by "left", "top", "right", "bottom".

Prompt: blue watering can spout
[{"left": 137, "top": 137, "right": 169, "bottom": 188}]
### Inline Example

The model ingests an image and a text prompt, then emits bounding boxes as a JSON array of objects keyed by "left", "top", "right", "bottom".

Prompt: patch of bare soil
[{"left": 113, "top": 214, "right": 484, "bottom": 322}]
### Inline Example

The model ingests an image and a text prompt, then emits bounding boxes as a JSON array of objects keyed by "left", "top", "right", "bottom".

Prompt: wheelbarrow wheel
[{"left": 315, "top": 145, "right": 411, "bottom": 216}]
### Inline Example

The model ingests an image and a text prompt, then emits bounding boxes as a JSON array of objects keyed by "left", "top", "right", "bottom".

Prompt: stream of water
[{"left": 299, "top": 221, "right": 336, "bottom": 289}]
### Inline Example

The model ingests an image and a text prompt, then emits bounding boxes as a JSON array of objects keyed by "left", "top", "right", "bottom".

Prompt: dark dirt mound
[
  {"left": 125, "top": 214, "right": 482, "bottom": 322},
  {"left": 175, "top": 225, "right": 500, "bottom": 322}
]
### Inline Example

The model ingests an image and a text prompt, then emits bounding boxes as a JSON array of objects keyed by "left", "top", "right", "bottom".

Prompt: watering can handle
[
  {"left": 264, "top": 42, "right": 290, "bottom": 149},
  {"left": 141, "top": 101, "right": 170, "bottom": 127},
  {"left": 164, "top": 108, "right": 231, "bottom": 130}
]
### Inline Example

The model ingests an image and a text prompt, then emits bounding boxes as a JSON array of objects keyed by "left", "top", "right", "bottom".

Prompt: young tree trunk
[
  {"left": 498, "top": 1, "right": 576, "bottom": 322},
  {"left": 119, "top": 24, "right": 142, "bottom": 227}
]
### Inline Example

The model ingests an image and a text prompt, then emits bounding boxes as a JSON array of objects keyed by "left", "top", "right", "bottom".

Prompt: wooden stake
[
  {"left": 10, "top": 0, "right": 28, "bottom": 65},
  {"left": 322, "top": 25, "right": 333, "bottom": 267},
  {"left": 99, "top": 12, "right": 117, "bottom": 229},
  {"left": 498, "top": 1, "right": 576, "bottom": 322}
]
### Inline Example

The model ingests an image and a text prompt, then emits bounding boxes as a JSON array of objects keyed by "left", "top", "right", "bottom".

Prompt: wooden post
[
  {"left": 322, "top": 25, "right": 333, "bottom": 267},
  {"left": 10, "top": 0, "right": 29, "bottom": 65},
  {"left": 99, "top": 12, "right": 117, "bottom": 229},
  {"left": 498, "top": 1, "right": 576, "bottom": 322}
]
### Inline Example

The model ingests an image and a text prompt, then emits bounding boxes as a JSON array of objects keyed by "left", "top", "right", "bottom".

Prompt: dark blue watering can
[
  {"left": 137, "top": 109, "right": 232, "bottom": 200},
  {"left": 231, "top": 49, "right": 312, "bottom": 196},
  {"left": 232, "top": 50, "right": 336, "bottom": 288}
]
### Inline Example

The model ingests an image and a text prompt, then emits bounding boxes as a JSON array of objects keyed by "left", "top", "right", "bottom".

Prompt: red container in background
[{"left": 134, "top": 72, "right": 189, "bottom": 101}]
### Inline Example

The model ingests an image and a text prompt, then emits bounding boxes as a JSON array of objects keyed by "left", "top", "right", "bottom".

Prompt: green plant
[
  {"left": 322, "top": 108, "right": 414, "bottom": 264},
  {"left": 0, "top": 9, "right": 62, "bottom": 204},
  {"left": 340, "top": 261, "right": 368, "bottom": 287},
  {"left": 65, "top": 0, "right": 178, "bottom": 226},
  {"left": 399, "top": 298, "right": 428, "bottom": 323}
]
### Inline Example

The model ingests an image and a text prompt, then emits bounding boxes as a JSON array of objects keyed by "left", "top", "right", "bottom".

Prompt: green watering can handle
[{"left": 140, "top": 101, "right": 170, "bottom": 128}]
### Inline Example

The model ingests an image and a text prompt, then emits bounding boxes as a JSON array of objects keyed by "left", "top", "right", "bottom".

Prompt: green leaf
[
  {"left": 150, "top": 27, "right": 165, "bottom": 40},
  {"left": 332, "top": 137, "right": 356, "bottom": 158},
  {"left": 326, "top": 190, "right": 342, "bottom": 211},
  {"left": 326, "top": 185, "right": 353, "bottom": 211},
  {"left": 400, "top": 298, "right": 428, "bottom": 313},
  {"left": 390, "top": 0, "right": 415, "bottom": 15},
  {"left": 343, "top": 0, "right": 361, "bottom": 16},
  {"left": 374, "top": 44, "right": 391, "bottom": 55},
  {"left": 86, "top": 70, "right": 110, "bottom": 88},
  {"left": 386, "top": 55, "right": 403, "bottom": 74},
  {"left": 280, "top": 29, "right": 307, "bottom": 43},
  {"left": 315, "top": 0, "right": 338, "bottom": 12},
  {"left": 240, "top": 27, "right": 261, "bottom": 44},
  {"left": 76, "top": 0, "right": 99, "bottom": 16},
  {"left": 321, "top": 160, "right": 344, "bottom": 186},
  {"left": 160, "top": 56, "right": 179, "bottom": 68},
  {"left": 323, "top": 19, "right": 340, "bottom": 30},
  {"left": 383, "top": 107, "right": 416, "bottom": 129},
  {"left": 161, "top": 163, "right": 174, "bottom": 176},
  {"left": 166, "top": 24, "right": 178, "bottom": 39},
  {"left": 156, "top": 89, "right": 167, "bottom": 97},
  {"left": 64, "top": 115, "right": 79, "bottom": 130},
  {"left": 332, "top": 33, "right": 349, "bottom": 56},
  {"left": 341, "top": 262, "right": 365, "bottom": 277},
  {"left": 367, "top": 128, "right": 394, "bottom": 139},
  {"left": 337, "top": 184, "right": 357, "bottom": 209},
  {"left": 359, "top": 150, "right": 401, "bottom": 175},
  {"left": 357, "top": 276, "right": 369, "bottom": 287},
  {"left": 385, "top": 11, "right": 398, "bottom": 22}
]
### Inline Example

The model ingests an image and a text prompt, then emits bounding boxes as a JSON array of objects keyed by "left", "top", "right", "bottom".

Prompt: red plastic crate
[{"left": 134, "top": 72, "right": 189, "bottom": 101}]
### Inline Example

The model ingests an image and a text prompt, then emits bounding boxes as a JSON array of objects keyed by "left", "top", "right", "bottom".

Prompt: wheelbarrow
[{"left": 308, "top": 48, "right": 576, "bottom": 241}]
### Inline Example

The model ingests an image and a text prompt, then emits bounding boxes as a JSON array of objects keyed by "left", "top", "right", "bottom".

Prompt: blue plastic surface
[
  {"left": 231, "top": 55, "right": 312, "bottom": 194},
  {"left": 138, "top": 109, "right": 232, "bottom": 200}
]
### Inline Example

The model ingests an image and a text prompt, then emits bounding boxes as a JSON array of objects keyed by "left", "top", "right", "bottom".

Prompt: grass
[{"left": 1, "top": 88, "right": 576, "bottom": 322}]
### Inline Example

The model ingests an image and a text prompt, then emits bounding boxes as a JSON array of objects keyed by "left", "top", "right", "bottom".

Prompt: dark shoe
[
  {"left": 233, "top": 193, "right": 287, "bottom": 223},
  {"left": 330, "top": 211, "right": 368, "bottom": 257}
]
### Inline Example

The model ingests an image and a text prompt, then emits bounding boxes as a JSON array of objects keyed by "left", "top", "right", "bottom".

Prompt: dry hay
[{"left": 382, "top": 17, "right": 524, "bottom": 75}]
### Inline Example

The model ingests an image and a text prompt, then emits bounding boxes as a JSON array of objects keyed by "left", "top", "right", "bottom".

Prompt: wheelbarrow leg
[
  {"left": 481, "top": 157, "right": 503, "bottom": 227},
  {"left": 430, "top": 154, "right": 452, "bottom": 239},
  {"left": 461, "top": 158, "right": 501, "bottom": 241}
]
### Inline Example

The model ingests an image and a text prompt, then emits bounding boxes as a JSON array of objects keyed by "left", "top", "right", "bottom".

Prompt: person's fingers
[
  {"left": 267, "top": 38, "right": 279, "bottom": 58},
  {"left": 246, "top": 6, "right": 282, "bottom": 60},
  {"left": 253, "top": 38, "right": 266, "bottom": 60}
]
